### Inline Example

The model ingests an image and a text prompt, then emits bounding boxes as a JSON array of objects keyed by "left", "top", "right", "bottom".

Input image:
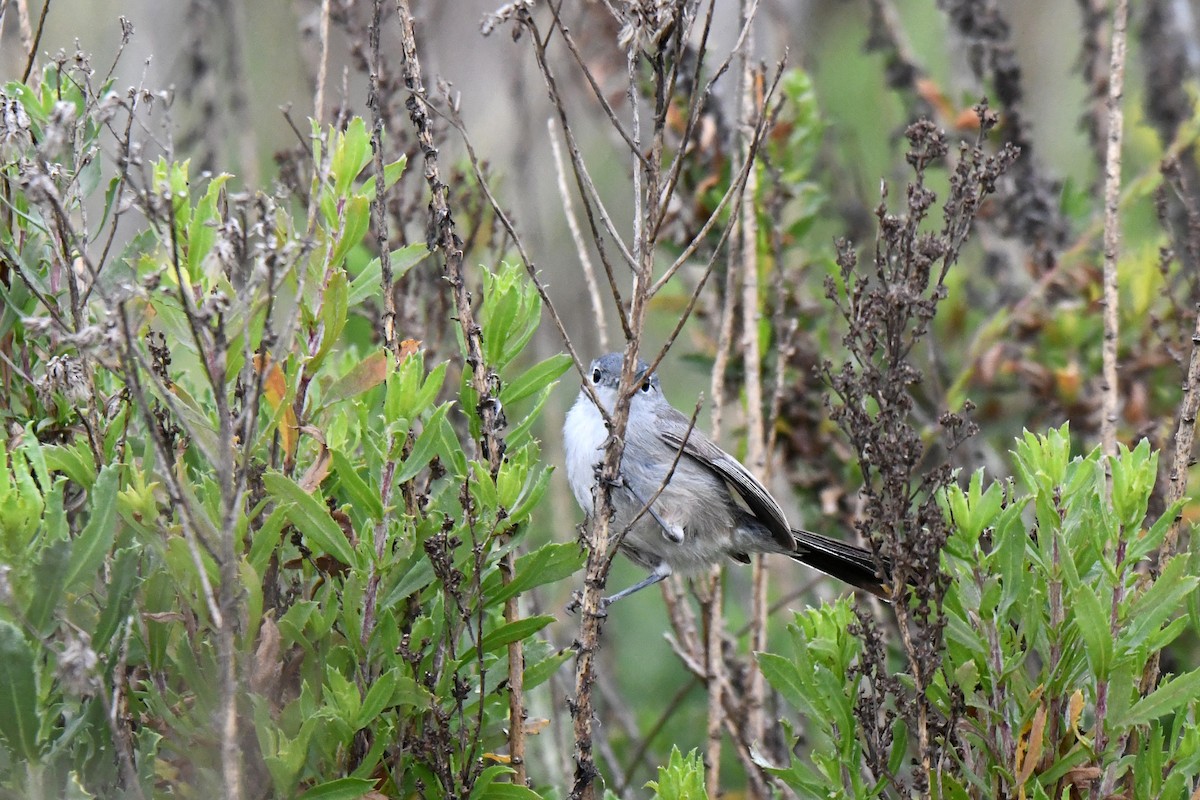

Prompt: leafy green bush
[
  {"left": 0, "top": 59, "right": 575, "bottom": 799},
  {"left": 763, "top": 427, "right": 1200, "bottom": 798}
]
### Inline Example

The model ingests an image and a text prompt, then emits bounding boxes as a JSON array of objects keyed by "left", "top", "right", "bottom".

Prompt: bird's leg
[
  {"left": 565, "top": 563, "right": 673, "bottom": 615},
  {"left": 601, "top": 563, "right": 672, "bottom": 606}
]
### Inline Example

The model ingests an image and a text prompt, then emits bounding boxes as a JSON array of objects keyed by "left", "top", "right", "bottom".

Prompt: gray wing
[{"left": 655, "top": 406, "right": 795, "bottom": 550}]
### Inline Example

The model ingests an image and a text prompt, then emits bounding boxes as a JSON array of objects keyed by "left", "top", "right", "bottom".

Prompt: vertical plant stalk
[
  {"left": 19, "top": 0, "right": 49, "bottom": 82},
  {"left": 737, "top": 47, "right": 769, "bottom": 759},
  {"left": 1099, "top": 0, "right": 1128, "bottom": 458},
  {"left": 14, "top": 0, "right": 34, "bottom": 56},
  {"left": 549, "top": 118, "right": 608, "bottom": 353},
  {"left": 568, "top": 31, "right": 661, "bottom": 800},
  {"left": 570, "top": 356, "right": 644, "bottom": 800},
  {"left": 1163, "top": 307, "right": 1200, "bottom": 558},
  {"left": 214, "top": 0, "right": 258, "bottom": 186},
  {"left": 314, "top": 0, "right": 331, "bottom": 123},
  {"left": 358, "top": 0, "right": 392, "bottom": 656},
  {"left": 1075, "top": 0, "right": 1110, "bottom": 173},
  {"left": 366, "top": 0, "right": 396, "bottom": 356},
  {"left": 392, "top": 0, "right": 523, "bottom": 783},
  {"left": 213, "top": 324, "right": 244, "bottom": 800},
  {"left": 1142, "top": 302, "right": 1200, "bottom": 704}
]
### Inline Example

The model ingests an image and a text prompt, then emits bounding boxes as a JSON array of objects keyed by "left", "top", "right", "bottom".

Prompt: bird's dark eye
[
  {"left": 641, "top": 380, "right": 652, "bottom": 393},
  {"left": 591, "top": 369, "right": 601, "bottom": 384}
]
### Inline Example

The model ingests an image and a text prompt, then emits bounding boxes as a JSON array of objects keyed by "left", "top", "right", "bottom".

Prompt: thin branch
[
  {"left": 650, "top": 59, "right": 783, "bottom": 296},
  {"left": 20, "top": 0, "right": 49, "bottom": 82}
]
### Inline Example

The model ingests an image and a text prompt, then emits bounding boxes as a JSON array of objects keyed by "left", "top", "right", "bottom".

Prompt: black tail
[{"left": 789, "top": 529, "right": 892, "bottom": 601}]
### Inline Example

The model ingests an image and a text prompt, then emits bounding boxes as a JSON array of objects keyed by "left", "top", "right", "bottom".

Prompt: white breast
[{"left": 563, "top": 390, "right": 608, "bottom": 514}]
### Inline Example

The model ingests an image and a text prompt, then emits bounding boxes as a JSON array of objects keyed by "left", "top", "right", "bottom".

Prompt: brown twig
[
  {"left": 20, "top": 0, "right": 49, "bottom": 82},
  {"left": 359, "top": 0, "right": 395, "bottom": 657},
  {"left": 393, "top": 0, "right": 522, "bottom": 783}
]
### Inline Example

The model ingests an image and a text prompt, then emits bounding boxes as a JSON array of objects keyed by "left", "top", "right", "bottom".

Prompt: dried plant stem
[
  {"left": 1164, "top": 306, "right": 1200, "bottom": 558},
  {"left": 1076, "top": 0, "right": 1110, "bottom": 171},
  {"left": 393, "top": 0, "right": 523, "bottom": 783},
  {"left": 358, "top": 0, "right": 394, "bottom": 656},
  {"left": 737, "top": 52, "right": 769, "bottom": 760},
  {"left": 549, "top": 117, "right": 608, "bottom": 352},
  {"left": 1100, "top": 0, "right": 1128, "bottom": 458},
  {"left": 367, "top": 0, "right": 396, "bottom": 356},
  {"left": 314, "top": 0, "right": 331, "bottom": 123},
  {"left": 217, "top": 0, "right": 257, "bottom": 186},
  {"left": 14, "top": 0, "right": 33, "bottom": 53},
  {"left": 20, "top": 0, "right": 48, "bottom": 82},
  {"left": 1141, "top": 303, "right": 1200, "bottom": 699}
]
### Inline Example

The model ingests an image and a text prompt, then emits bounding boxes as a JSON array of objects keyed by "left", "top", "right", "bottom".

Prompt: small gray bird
[{"left": 564, "top": 353, "right": 890, "bottom": 607}]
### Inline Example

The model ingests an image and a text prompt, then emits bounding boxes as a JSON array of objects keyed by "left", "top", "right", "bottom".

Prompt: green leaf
[
  {"left": 524, "top": 648, "right": 572, "bottom": 691},
  {"left": 644, "top": 746, "right": 708, "bottom": 800},
  {"left": 27, "top": 538, "right": 70, "bottom": 635},
  {"left": 299, "top": 777, "right": 376, "bottom": 800},
  {"left": 331, "top": 195, "right": 371, "bottom": 270},
  {"left": 461, "top": 616, "right": 554, "bottom": 666},
  {"left": 355, "top": 669, "right": 399, "bottom": 729},
  {"left": 0, "top": 621, "right": 41, "bottom": 762},
  {"left": 758, "top": 652, "right": 810, "bottom": 715},
  {"left": 186, "top": 173, "right": 231, "bottom": 276},
  {"left": 469, "top": 765, "right": 517, "bottom": 800},
  {"left": 322, "top": 349, "right": 389, "bottom": 408},
  {"left": 499, "top": 353, "right": 572, "bottom": 408},
  {"left": 330, "top": 450, "right": 384, "bottom": 522},
  {"left": 94, "top": 546, "right": 141, "bottom": 650},
  {"left": 380, "top": 554, "right": 435, "bottom": 609},
  {"left": 483, "top": 543, "right": 586, "bottom": 606},
  {"left": 395, "top": 403, "right": 452, "bottom": 484},
  {"left": 1072, "top": 582, "right": 1113, "bottom": 678},
  {"left": 1121, "top": 666, "right": 1200, "bottom": 728},
  {"left": 477, "top": 785, "right": 545, "bottom": 799},
  {"left": 359, "top": 154, "right": 408, "bottom": 198},
  {"left": 311, "top": 269, "right": 349, "bottom": 371},
  {"left": 331, "top": 118, "right": 371, "bottom": 196},
  {"left": 64, "top": 465, "right": 119, "bottom": 590},
  {"left": 263, "top": 472, "right": 357, "bottom": 567},
  {"left": 1123, "top": 556, "right": 1198, "bottom": 653},
  {"left": 349, "top": 243, "right": 428, "bottom": 307}
]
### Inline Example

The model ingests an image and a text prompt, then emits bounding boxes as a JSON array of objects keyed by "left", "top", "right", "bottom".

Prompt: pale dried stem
[
  {"left": 738, "top": 48, "right": 769, "bottom": 760},
  {"left": 14, "top": 0, "right": 32, "bottom": 49},
  {"left": 1100, "top": 0, "right": 1128, "bottom": 459},
  {"left": 549, "top": 117, "right": 608, "bottom": 351},
  {"left": 314, "top": 0, "right": 332, "bottom": 123}
]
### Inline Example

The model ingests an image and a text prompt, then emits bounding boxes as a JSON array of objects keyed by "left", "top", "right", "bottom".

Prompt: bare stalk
[
  {"left": 735, "top": 12, "right": 770, "bottom": 753},
  {"left": 1164, "top": 308, "right": 1200, "bottom": 558},
  {"left": 359, "top": 0, "right": 395, "bottom": 655},
  {"left": 1100, "top": 0, "right": 1128, "bottom": 458},
  {"left": 314, "top": 0, "right": 332, "bottom": 123},
  {"left": 20, "top": 0, "right": 48, "bottom": 82},
  {"left": 393, "top": 0, "right": 523, "bottom": 783},
  {"left": 549, "top": 118, "right": 608, "bottom": 352}
]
